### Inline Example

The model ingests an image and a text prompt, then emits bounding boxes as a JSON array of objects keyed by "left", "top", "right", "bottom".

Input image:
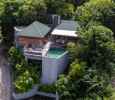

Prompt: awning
[{"left": 51, "top": 29, "right": 78, "bottom": 37}]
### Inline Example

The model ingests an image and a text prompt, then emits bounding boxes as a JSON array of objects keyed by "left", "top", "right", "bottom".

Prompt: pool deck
[{"left": 46, "top": 48, "right": 65, "bottom": 58}]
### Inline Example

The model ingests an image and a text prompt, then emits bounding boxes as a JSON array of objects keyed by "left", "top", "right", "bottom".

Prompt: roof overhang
[
  {"left": 51, "top": 29, "right": 78, "bottom": 37},
  {"left": 14, "top": 21, "right": 51, "bottom": 38},
  {"left": 14, "top": 26, "right": 23, "bottom": 32}
]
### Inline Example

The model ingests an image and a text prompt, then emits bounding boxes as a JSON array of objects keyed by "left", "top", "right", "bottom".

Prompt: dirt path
[{"left": 0, "top": 47, "right": 12, "bottom": 100}]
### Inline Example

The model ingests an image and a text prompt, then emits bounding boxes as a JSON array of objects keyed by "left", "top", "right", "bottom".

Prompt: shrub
[
  {"left": 39, "top": 84, "right": 56, "bottom": 93},
  {"left": 15, "top": 70, "right": 35, "bottom": 93},
  {"left": 9, "top": 47, "right": 40, "bottom": 93}
]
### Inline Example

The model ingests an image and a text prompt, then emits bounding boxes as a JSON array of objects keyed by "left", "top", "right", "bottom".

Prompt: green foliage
[
  {"left": 45, "top": 0, "right": 75, "bottom": 19},
  {"left": 45, "top": 0, "right": 64, "bottom": 14},
  {"left": 9, "top": 47, "right": 40, "bottom": 93},
  {"left": 15, "top": 69, "right": 37, "bottom": 93},
  {"left": 8, "top": 46, "right": 25, "bottom": 64},
  {"left": 76, "top": 0, "right": 115, "bottom": 32},
  {"left": 68, "top": 60, "right": 86, "bottom": 80},
  {"left": 17, "top": 0, "right": 47, "bottom": 25},
  {"left": 14, "top": 63, "right": 40, "bottom": 93},
  {"left": 1, "top": 0, "right": 115, "bottom": 98},
  {"left": 56, "top": 61, "right": 114, "bottom": 100},
  {"left": 0, "top": 0, "right": 21, "bottom": 47},
  {"left": 56, "top": 61, "right": 86, "bottom": 99},
  {"left": 55, "top": 1, "right": 115, "bottom": 99},
  {"left": 57, "top": 6, "right": 115, "bottom": 100},
  {"left": 80, "top": 25, "right": 115, "bottom": 77},
  {"left": 67, "top": 42, "right": 79, "bottom": 61},
  {"left": 57, "top": 3, "right": 75, "bottom": 19},
  {"left": 39, "top": 84, "right": 56, "bottom": 93}
]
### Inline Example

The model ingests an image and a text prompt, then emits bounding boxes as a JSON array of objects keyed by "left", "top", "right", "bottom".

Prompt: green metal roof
[
  {"left": 56, "top": 20, "right": 80, "bottom": 31},
  {"left": 18, "top": 21, "right": 51, "bottom": 38}
]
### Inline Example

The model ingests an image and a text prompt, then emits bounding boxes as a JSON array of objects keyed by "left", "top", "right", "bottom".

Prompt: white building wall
[{"left": 41, "top": 52, "right": 68, "bottom": 84}]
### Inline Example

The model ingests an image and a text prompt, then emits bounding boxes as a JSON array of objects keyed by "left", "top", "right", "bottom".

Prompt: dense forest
[{"left": 0, "top": 0, "right": 115, "bottom": 100}]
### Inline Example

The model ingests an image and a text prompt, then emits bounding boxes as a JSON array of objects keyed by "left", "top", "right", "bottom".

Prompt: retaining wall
[{"left": 42, "top": 51, "right": 68, "bottom": 84}]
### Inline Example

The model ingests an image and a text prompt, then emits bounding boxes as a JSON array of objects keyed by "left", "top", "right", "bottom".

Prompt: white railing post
[{"left": 42, "top": 41, "right": 51, "bottom": 56}]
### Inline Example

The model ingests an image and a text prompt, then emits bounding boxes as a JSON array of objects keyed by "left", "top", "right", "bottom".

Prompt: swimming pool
[
  {"left": 46, "top": 48, "right": 65, "bottom": 58},
  {"left": 42, "top": 48, "right": 68, "bottom": 84}
]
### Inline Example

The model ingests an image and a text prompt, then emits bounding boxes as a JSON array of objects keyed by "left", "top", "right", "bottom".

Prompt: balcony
[
  {"left": 24, "top": 48, "right": 43, "bottom": 60},
  {"left": 23, "top": 42, "right": 52, "bottom": 60}
]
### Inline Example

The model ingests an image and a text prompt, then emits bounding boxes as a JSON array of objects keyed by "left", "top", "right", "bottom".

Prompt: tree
[
  {"left": 45, "top": 0, "right": 62, "bottom": 14},
  {"left": 56, "top": 1, "right": 115, "bottom": 99},
  {"left": 8, "top": 47, "right": 40, "bottom": 93},
  {"left": 17, "top": 0, "right": 47, "bottom": 25},
  {"left": 0, "top": 0, "right": 20, "bottom": 47},
  {"left": 80, "top": 25, "right": 115, "bottom": 77},
  {"left": 67, "top": 42, "right": 80, "bottom": 62},
  {"left": 57, "top": 3, "right": 75, "bottom": 19},
  {"left": 56, "top": 25, "right": 115, "bottom": 100},
  {"left": 76, "top": 0, "right": 115, "bottom": 33},
  {"left": 45, "top": 0, "right": 75, "bottom": 19},
  {"left": 56, "top": 59, "right": 113, "bottom": 100}
]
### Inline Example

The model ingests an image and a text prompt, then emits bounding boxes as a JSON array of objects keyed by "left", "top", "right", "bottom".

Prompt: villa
[{"left": 14, "top": 17, "right": 79, "bottom": 84}]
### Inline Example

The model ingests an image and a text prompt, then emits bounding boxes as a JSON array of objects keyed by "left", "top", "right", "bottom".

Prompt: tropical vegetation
[
  {"left": 0, "top": 0, "right": 115, "bottom": 99},
  {"left": 8, "top": 47, "right": 40, "bottom": 93}
]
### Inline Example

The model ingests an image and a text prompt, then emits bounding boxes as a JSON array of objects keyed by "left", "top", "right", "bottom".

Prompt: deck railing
[
  {"left": 23, "top": 41, "right": 52, "bottom": 60},
  {"left": 23, "top": 41, "right": 65, "bottom": 60},
  {"left": 24, "top": 48, "right": 43, "bottom": 60}
]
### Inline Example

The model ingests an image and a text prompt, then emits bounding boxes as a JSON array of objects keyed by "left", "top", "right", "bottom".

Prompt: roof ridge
[
  {"left": 18, "top": 21, "right": 51, "bottom": 38},
  {"left": 33, "top": 21, "right": 41, "bottom": 36},
  {"left": 33, "top": 21, "right": 50, "bottom": 37}
]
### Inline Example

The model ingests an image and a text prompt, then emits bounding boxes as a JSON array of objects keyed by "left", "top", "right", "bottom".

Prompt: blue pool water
[{"left": 47, "top": 48, "right": 65, "bottom": 58}]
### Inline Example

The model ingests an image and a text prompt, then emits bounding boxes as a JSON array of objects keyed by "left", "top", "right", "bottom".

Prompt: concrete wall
[
  {"left": 41, "top": 52, "right": 68, "bottom": 84},
  {"left": 13, "top": 85, "right": 38, "bottom": 100}
]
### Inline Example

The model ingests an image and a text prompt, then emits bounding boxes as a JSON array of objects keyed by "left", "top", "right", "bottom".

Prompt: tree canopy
[
  {"left": 76, "top": 0, "right": 115, "bottom": 33},
  {"left": 0, "top": 0, "right": 115, "bottom": 99}
]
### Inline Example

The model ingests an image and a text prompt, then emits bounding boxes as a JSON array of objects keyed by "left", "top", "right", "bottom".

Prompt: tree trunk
[{"left": 1, "top": 20, "right": 14, "bottom": 48}]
